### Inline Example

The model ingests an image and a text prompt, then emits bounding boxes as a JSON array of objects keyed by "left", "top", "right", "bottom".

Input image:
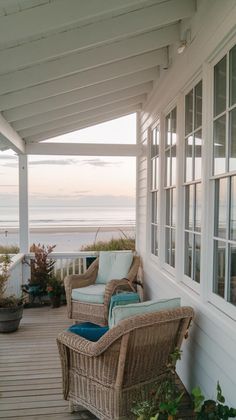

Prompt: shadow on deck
[{"left": 0, "top": 305, "right": 195, "bottom": 419}]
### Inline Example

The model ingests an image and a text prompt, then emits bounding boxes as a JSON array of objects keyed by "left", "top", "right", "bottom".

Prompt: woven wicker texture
[
  {"left": 57, "top": 306, "right": 194, "bottom": 420},
  {"left": 64, "top": 255, "right": 141, "bottom": 325}
]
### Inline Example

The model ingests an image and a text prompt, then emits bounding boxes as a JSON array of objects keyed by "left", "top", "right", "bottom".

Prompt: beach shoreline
[{"left": 0, "top": 225, "right": 135, "bottom": 252}]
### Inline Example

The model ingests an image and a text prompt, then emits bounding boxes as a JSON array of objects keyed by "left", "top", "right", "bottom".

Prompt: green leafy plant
[
  {"left": 192, "top": 381, "right": 236, "bottom": 419},
  {"left": 29, "top": 243, "right": 56, "bottom": 292},
  {"left": 46, "top": 276, "right": 64, "bottom": 297},
  {"left": 0, "top": 254, "right": 22, "bottom": 308},
  {"left": 131, "top": 349, "right": 183, "bottom": 420}
]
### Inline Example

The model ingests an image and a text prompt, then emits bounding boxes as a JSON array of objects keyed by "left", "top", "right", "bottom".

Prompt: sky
[{"left": 0, "top": 114, "right": 136, "bottom": 208}]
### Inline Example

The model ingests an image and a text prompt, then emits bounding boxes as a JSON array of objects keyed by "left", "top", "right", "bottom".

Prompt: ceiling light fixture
[{"left": 177, "top": 40, "right": 187, "bottom": 54}]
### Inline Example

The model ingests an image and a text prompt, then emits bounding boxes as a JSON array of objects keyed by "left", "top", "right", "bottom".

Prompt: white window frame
[
  {"left": 148, "top": 122, "right": 160, "bottom": 261},
  {"left": 163, "top": 105, "right": 177, "bottom": 276},
  {"left": 182, "top": 77, "right": 203, "bottom": 292},
  {"left": 208, "top": 39, "right": 236, "bottom": 320}
]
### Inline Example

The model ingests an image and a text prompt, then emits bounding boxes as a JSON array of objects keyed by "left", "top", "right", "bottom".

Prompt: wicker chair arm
[
  {"left": 64, "top": 258, "right": 99, "bottom": 318},
  {"left": 57, "top": 306, "right": 194, "bottom": 358}
]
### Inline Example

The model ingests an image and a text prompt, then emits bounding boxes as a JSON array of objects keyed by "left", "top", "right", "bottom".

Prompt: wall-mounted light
[{"left": 177, "top": 40, "right": 187, "bottom": 54}]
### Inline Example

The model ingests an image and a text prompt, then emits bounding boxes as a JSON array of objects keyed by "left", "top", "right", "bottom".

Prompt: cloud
[
  {"left": 82, "top": 158, "right": 122, "bottom": 167},
  {"left": 0, "top": 155, "right": 17, "bottom": 160},
  {"left": 29, "top": 158, "right": 77, "bottom": 166}
]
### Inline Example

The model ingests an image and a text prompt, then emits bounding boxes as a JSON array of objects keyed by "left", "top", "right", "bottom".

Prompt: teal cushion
[
  {"left": 109, "top": 297, "right": 181, "bottom": 328},
  {"left": 96, "top": 251, "right": 133, "bottom": 284},
  {"left": 108, "top": 292, "right": 140, "bottom": 326},
  {"left": 68, "top": 322, "right": 109, "bottom": 342},
  {"left": 72, "top": 284, "right": 105, "bottom": 304}
]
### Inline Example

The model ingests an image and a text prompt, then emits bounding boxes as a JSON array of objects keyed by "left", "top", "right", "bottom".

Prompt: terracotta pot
[{"left": 0, "top": 304, "right": 23, "bottom": 333}]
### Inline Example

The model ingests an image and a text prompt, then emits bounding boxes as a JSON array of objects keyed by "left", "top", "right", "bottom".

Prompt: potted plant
[
  {"left": 192, "top": 381, "right": 236, "bottom": 419},
  {"left": 46, "top": 276, "right": 64, "bottom": 308},
  {"left": 22, "top": 243, "right": 56, "bottom": 304},
  {"left": 0, "top": 254, "right": 23, "bottom": 333}
]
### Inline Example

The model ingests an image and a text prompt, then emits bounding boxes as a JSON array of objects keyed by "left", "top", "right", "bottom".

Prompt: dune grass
[
  {"left": 0, "top": 245, "right": 20, "bottom": 254},
  {"left": 81, "top": 236, "right": 135, "bottom": 252}
]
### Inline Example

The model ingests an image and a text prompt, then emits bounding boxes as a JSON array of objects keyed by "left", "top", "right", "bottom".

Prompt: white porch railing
[
  {"left": 6, "top": 253, "right": 25, "bottom": 298},
  {"left": 23, "top": 251, "right": 99, "bottom": 283}
]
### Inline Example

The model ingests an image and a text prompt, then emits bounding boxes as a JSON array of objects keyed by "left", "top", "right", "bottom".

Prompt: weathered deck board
[
  {"left": 0, "top": 306, "right": 97, "bottom": 419},
  {"left": 0, "top": 305, "right": 194, "bottom": 419}
]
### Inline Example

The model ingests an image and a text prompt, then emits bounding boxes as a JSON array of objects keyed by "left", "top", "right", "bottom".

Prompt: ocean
[{"left": 0, "top": 205, "right": 136, "bottom": 251}]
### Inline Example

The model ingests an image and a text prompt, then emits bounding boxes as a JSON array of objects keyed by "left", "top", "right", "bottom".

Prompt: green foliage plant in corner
[
  {"left": 192, "top": 381, "right": 236, "bottom": 419},
  {"left": 131, "top": 348, "right": 184, "bottom": 420}
]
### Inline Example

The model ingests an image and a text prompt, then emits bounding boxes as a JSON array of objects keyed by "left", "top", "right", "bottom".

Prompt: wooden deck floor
[
  {"left": 0, "top": 305, "right": 194, "bottom": 419},
  {"left": 0, "top": 305, "right": 96, "bottom": 419}
]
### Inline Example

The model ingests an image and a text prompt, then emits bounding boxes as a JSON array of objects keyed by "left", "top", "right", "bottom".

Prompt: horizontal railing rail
[{"left": 24, "top": 251, "right": 99, "bottom": 282}]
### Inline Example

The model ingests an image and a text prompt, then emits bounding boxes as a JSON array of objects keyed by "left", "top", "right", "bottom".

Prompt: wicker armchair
[
  {"left": 57, "top": 306, "right": 194, "bottom": 420},
  {"left": 64, "top": 255, "right": 141, "bottom": 326}
]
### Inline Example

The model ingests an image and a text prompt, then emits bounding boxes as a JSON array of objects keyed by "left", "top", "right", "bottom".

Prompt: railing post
[{"left": 19, "top": 155, "right": 29, "bottom": 253}]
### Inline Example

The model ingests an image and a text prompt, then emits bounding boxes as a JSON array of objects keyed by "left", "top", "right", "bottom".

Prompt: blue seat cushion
[{"left": 68, "top": 322, "right": 109, "bottom": 342}]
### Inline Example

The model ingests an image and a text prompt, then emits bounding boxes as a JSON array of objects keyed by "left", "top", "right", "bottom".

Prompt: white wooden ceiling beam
[
  {"left": 25, "top": 106, "right": 141, "bottom": 143},
  {"left": 0, "top": 51, "right": 159, "bottom": 110},
  {"left": 0, "top": 29, "right": 171, "bottom": 94},
  {"left": 19, "top": 96, "right": 145, "bottom": 138},
  {"left": 0, "top": 0, "right": 194, "bottom": 73},
  {"left": 12, "top": 85, "right": 150, "bottom": 131},
  {"left": 25, "top": 142, "right": 137, "bottom": 157},
  {"left": 0, "top": 113, "right": 25, "bottom": 154},
  {"left": 0, "top": 0, "right": 157, "bottom": 47},
  {"left": 4, "top": 70, "right": 156, "bottom": 122}
]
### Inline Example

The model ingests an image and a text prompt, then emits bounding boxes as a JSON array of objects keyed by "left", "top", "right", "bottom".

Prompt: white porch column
[{"left": 18, "top": 154, "right": 29, "bottom": 253}]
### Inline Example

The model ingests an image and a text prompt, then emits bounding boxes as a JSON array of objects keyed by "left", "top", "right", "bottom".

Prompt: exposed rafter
[
  {"left": 26, "top": 142, "right": 138, "bottom": 157},
  {"left": 0, "top": 113, "right": 25, "bottom": 154}
]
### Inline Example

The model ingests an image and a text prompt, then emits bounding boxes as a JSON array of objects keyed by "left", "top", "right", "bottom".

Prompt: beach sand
[{"left": 0, "top": 225, "right": 135, "bottom": 252}]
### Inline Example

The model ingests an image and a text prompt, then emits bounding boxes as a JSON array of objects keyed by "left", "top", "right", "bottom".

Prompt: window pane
[
  {"left": 194, "top": 129, "right": 202, "bottom": 179},
  {"left": 229, "top": 108, "right": 236, "bottom": 171},
  {"left": 193, "top": 234, "right": 201, "bottom": 283},
  {"left": 166, "top": 189, "right": 171, "bottom": 226},
  {"left": 151, "top": 127, "right": 159, "bottom": 158},
  {"left": 165, "top": 149, "right": 171, "bottom": 186},
  {"left": 229, "top": 244, "right": 236, "bottom": 306},
  {"left": 171, "top": 229, "right": 175, "bottom": 268},
  {"left": 171, "top": 145, "right": 176, "bottom": 185},
  {"left": 194, "top": 80, "right": 202, "bottom": 130},
  {"left": 213, "top": 240, "right": 225, "bottom": 299},
  {"left": 165, "top": 227, "right": 171, "bottom": 264},
  {"left": 184, "top": 232, "right": 193, "bottom": 277},
  {"left": 213, "top": 115, "right": 226, "bottom": 175},
  {"left": 151, "top": 191, "right": 157, "bottom": 224},
  {"left": 166, "top": 114, "right": 171, "bottom": 146},
  {"left": 171, "top": 107, "right": 177, "bottom": 145},
  {"left": 151, "top": 158, "right": 156, "bottom": 190},
  {"left": 185, "top": 89, "right": 193, "bottom": 135},
  {"left": 229, "top": 45, "right": 236, "bottom": 107},
  {"left": 195, "top": 183, "right": 201, "bottom": 232},
  {"left": 230, "top": 176, "right": 236, "bottom": 240},
  {"left": 185, "top": 184, "right": 194, "bottom": 230},
  {"left": 214, "top": 55, "right": 226, "bottom": 117},
  {"left": 151, "top": 225, "right": 158, "bottom": 256},
  {"left": 172, "top": 188, "right": 176, "bottom": 227},
  {"left": 185, "top": 136, "right": 193, "bottom": 182},
  {"left": 215, "top": 178, "right": 227, "bottom": 238}
]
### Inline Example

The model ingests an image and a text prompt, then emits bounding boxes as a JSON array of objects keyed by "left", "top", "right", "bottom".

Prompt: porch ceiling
[{"left": 0, "top": 0, "right": 195, "bottom": 151}]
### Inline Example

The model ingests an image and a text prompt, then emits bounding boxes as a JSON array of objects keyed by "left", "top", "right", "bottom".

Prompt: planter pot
[
  {"left": 50, "top": 295, "right": 61, "bottom": 308},
  {"left": 0, "top": 304, "right": 24, "bottom": 333}
]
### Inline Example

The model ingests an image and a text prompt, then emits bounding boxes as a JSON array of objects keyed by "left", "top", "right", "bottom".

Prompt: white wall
[{"left": 136, "top": 0, "right": 236, "bottom": 405}]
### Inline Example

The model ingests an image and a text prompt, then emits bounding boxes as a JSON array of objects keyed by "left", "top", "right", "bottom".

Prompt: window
[
  {"left": 212, "top": 44, "right": 236, "bottom": 307},
  {"left": 184, "top": 81, "right": 202, "bottom": 283},
  {"left": 150, "top": 125, "right": 160, "bottom": 256},
  {"left": 164, "top": 108, "right": 177, "bottom": 268}
]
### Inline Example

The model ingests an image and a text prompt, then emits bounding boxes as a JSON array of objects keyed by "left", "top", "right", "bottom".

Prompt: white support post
[{"left": 19, "top": 155, "right": 29, "bottom": 253}]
